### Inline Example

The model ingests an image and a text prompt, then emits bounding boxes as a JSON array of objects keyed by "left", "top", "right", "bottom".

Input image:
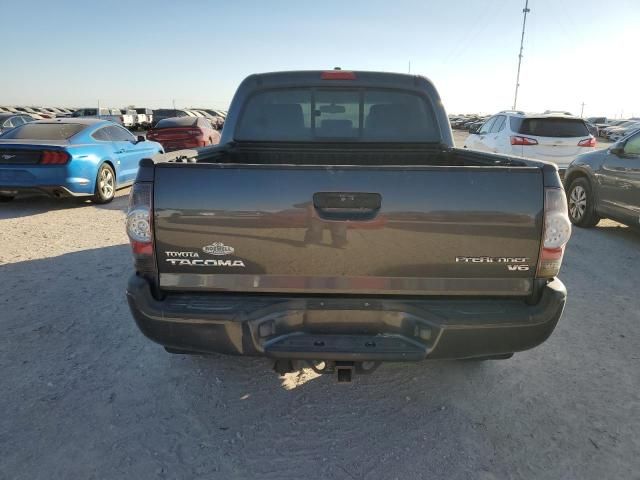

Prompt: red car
[{"left": 146, "top": 117, "right": 220, "bottom": 151}]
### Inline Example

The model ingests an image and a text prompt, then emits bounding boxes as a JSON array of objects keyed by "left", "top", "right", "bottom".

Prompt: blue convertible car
[{"left": 0, "top": 118, "right": 163, "bottom": 203}]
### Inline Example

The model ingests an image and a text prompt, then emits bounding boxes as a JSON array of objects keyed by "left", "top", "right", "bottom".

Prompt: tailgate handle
[{"left": 313, "top": 192, "right": 381, "bottom": 221}]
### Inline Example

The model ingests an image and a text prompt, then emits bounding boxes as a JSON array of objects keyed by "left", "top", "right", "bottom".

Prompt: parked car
[
  {"left": 586, "top": 116, "right": 606, "bottom": 125},
  {"left": 467, "top": 120, "right": 484, "bottom": 132},
  {"left": 27, "top": 113, "right": 48, "bottom": 120},
  {"left": 151, "top": 109, "right": 196, "bottom": 127},
  {"left": 465, "top": 112, "right": 595, "bottom": 173},
  {"left": 0, "top": 114, "right": 34, "bottom": 134},
  {"left": 146, "top": 116, "right": 221, "bottom": 151},
  {"left": 599, "top": 120, "right": 636, "bottom": 138},
  {"left": 595, "top": 120, "right": 619, "bottom": 136},
  {"left": 120, "top": 109, "right": 137, "bottom": 129},
  {"left": 134, "top": 108, "right": 153, "bottom": 129},
  {"left": 12, "top": 106, "right": 41, "bottom": 116},
  {"left": 197, "top": 109, "right": 225, "bottom": 128},
  {"left": 71, "top": 108, "right": 124, "bottom": 125},
  {"left": 190, "top": 109, "right": 224, "bottom": 129},
  {"left": 606, "top": 121, "right": 640, "bottom": 141},
  {"left": 585, "top": 122, "right": 599, "bottom": 137},
  {"left": 125, "top": 70, "right": 570, "bottom": 380},
  {"left": 0, "top": 118, "right": 163, "bottom": 203},
  {"left": 37, "top": 107, "right": 63, "bottom": 118},
  {"left": 565, "top": 129, "right": 640, "bottom": 228}
]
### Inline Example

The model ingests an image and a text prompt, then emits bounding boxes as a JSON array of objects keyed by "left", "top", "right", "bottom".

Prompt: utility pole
[
  {"left": 172, "top": 99, "right": 176, "bottom": 114},
  {"left": 512, "top": 0, "right": 530, "bottom": 110},
  {"left": 580, "top": 102, "right": 585, "bottom": 118},
  {"left": 408, "top": 61, "right": 411, "bottom": 74}
]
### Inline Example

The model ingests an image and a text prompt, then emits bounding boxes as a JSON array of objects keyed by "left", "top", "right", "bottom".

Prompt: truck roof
[{"left": 242, "top": 69, "right": 435, "bottom": 90}]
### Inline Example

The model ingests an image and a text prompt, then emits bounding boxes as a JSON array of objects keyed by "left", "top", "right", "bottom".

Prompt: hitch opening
[{"left": 335, "top": 361, "right": 355, "bottom": 383}]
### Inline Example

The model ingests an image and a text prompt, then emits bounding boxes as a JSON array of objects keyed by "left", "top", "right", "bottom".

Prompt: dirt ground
[{"left": 1, "top": 144, "right": 638, "bottom": 479}]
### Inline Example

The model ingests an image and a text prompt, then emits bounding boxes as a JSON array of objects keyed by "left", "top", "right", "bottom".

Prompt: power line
[{"left": 512, "top": 0, "right": 530, "bottom": 110}]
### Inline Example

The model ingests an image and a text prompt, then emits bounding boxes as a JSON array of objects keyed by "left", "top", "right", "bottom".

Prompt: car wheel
[
  {"left": 92, "top": 163, "right": 116, "bottom": 204},
  {"left": 0, "top": 194, "right": 15, "bottom": 202},
  {"left": 567, "top": 177, "right": 600, "bottom": 227}
]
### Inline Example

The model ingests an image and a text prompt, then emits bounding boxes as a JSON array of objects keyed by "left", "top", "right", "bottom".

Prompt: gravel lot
[{"left": 1, "top": 136, "right": 638, "bottom": 479}]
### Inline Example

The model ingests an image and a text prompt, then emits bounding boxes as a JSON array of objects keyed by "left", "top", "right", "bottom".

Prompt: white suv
[{"left": 463, "top": 111, "right": 596, "bottom": 171}]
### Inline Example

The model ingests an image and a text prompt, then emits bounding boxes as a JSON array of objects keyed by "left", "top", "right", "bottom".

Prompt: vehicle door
[
  {"left": 103, "top": 125, "right": 138, "bottom": 184},
  {"left": 468, "top": 116, "right": 496, "bottom": 152},
  {"left": 106, "top": 125, "right": 156, "bottom": 184},
  {"left": 597, "top": 131, "right": 640, "bottom": 224},
  {"left": 91, "top": 126, "right": 123, "bottom": 179},
  {"left": 483, "top": 114, "right": 507, "bottom": 153}
]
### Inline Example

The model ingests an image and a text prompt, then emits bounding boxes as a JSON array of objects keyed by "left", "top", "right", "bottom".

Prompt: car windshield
[
  {"left": 0, "top": 123, "right": 85, "bottom": 140},
  {"left": 515, "top": 118, "right": 589, "bottom": 137},
  {"left": 236, "top": 87, "right": 440, "bottom": 142}
]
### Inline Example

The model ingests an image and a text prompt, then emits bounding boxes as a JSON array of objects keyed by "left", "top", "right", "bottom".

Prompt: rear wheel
[
  {"left": 92, "top": 163, "right": 116, "bottom": 204},
  {"left": 567, "top": 177, "right": 600, "bottom": 227}
]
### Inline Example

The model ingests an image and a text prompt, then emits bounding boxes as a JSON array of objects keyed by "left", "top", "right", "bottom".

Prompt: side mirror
[
  {"left": 609, "top": 143, "right": 625, "bottom": 156},
  {"left": 469, "top": 124, "right": 481, "bottom": 134},
  {"left": 136, "top": 135, "right": 146, "bottom": 143}
]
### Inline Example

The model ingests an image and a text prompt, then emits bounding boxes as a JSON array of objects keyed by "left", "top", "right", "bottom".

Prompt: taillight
[
  {"left": 321, "top": 70, "right": 356, "bottom": 80},
  {"left": 126, "top": 183, "right": 153, "bottom": 258},
  {"left": 510, "top": 136, "right": 539, "bottom": 146},
  {"left": 578, "top": 137, "right": 596, "bottom": 147},
  {"left": 537, "top": 188, "right": 572, "bottom": 278},
  {"left": 40, "top": 150, "right": 70, "bottom": 164}
]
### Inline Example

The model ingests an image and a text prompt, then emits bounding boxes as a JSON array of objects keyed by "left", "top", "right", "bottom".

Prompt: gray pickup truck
[{"left": 125, "top": 70, "right": 571, "bottom": 380}]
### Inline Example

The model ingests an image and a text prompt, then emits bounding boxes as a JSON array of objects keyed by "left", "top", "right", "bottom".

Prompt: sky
[{"left": 2, "top": 0, "right": 638, "bottom": 118}]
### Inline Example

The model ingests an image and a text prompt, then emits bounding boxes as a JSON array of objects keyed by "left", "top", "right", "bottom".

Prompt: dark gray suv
[{"left": 564, "top": 130, "right": 640, "bottom": 228}]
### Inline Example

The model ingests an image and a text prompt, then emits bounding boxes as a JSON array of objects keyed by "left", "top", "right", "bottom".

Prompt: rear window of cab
[{"left": 235, "top": 88, "right": 440, "bottom": 142}]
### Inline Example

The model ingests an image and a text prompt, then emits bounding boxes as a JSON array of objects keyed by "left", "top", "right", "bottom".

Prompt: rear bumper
[
  {"left": 0, "top": 185, "right": 91, "bottom": 198},
  {"left": 0, "top": 166, "right": 93, "bottom": 196},
  {"left": 161, "top": 141, "right": 203, "bottom": 152},
  {"left": 127, "top": 275, "right": 567, "bottom": 361}
]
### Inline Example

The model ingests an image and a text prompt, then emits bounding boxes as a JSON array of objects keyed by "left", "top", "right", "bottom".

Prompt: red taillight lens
[
  {"left": 126, "top": 183, "right": 153, "bottom": 256},
  {"left": 578, "top": 137, "right": 596, "bottom": 147},
  {"left": 321, "top": 71, "right": 356, "bottom": 80},
  {"left": 40, "top": 150, "right": 70, "bottom": 164},
  {"left": 510, "top": 136, "right": 539, "bottom": 146},
  {"left": 537, "top": 188, "right": 572, "bottom": 278}
]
